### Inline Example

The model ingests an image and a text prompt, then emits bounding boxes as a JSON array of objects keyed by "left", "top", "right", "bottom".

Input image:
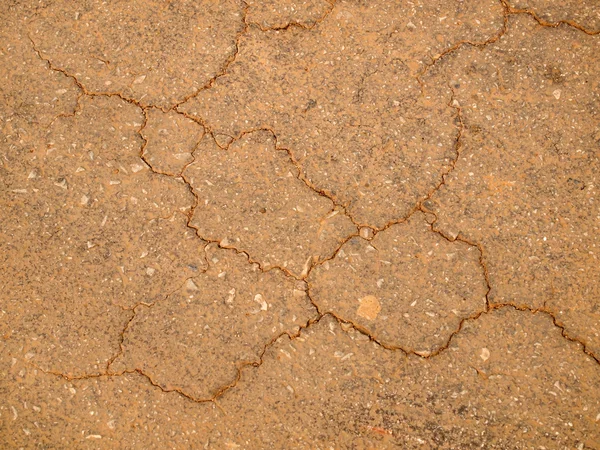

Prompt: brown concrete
[{"left": 1, "top": 0, "right": 599, "bottom": 448}]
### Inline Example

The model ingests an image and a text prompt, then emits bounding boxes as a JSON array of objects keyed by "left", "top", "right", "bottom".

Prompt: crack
[
  {"left": 416, "top": 0, "right": 599, "bottom": 95},
  {"left": 179, "top": 122, "right": 362, "bottom": 230},
  {"left": 500, "top": 0, "right": 600, "bottom": 36},
  {"left": 23, "top": 176, "right": 596, "bottom": 396},
  {"left": 199, "top": 238, "right": 308, "bottom": 281},
  {"left": 28, "top": 0, "right": 250, "bottom": 112},
  {"left": 416, "top": 0, "right": 510, "bottom": 93},
  {"left": 134, "top": 108, "right": 200, "bottom": 198},
  {"left": 348, "top": 83, "right": 466, "bottom": 239},
  {"left": 422, "top": 210, "right": 600, "bottom": 366},
  {"left": 21, "top": 0, "right": 600, "bottom": 415},
  {"left": 46, "top": 91, "right": 85, "bottom": 130},
  {"left": 105, "top": 276, "right": 199, "bottom": 372},
  {"left": 32, "top": 293, "right": 599, "bottom": 409},
  {"left": 423, "top": 207, "right": 492, "bottom": 312},
  {"left": 304, "top": 242, "right": 490, "bottom": 358},
  {"left": 172, "top": 0, "right": 250, "bottom": 110},
  {"left": 308, "top": 298, "right": 600, "bottom": 365},
  {"left": 303, "top": 204, "right": 599, "bottom": 368},
  {"left": 245, "top": 0, "right": 336, "bottom": 32},
  {"left": 28, "top": 35, "right": 147, "bottom": 109},
  {"left": 31, "top": 309, "right": 323, "bottom": 407},
  {"left": 176, "top": 126, "right": 362, "bottom": 280}
]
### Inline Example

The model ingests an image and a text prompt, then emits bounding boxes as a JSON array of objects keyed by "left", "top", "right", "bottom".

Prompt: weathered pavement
[{"left": 1, "top": 1, "right": 600, "bottom": 448}]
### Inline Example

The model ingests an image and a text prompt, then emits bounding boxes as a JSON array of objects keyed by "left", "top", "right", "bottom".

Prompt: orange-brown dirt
[{"left": 1, "top": 0, "right": 599, "bottom": 448}]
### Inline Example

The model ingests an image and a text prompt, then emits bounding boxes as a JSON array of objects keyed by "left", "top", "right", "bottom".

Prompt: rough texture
[
  {"left": 111, "top": 244, "right": 315, "bottom": 399},
  {"left": 181, "top": 0, "right": 505, "bottom": 227},
  {"left": 186, "top": 131, "right": 357, "bottom": 278},
  {"left": 505, "top": 0, "right": 600, "bottom": 32},
  {"left": 206, "top": 310, "right": 600, "bottom": 448},
  {"left": 141, "top": 109, "right": 204, "bottom": 176},
  {"left": 2, "top": 0, "right": 600, "bottom": 448},
  {"left": 1, "top": 95, "right": 202, "bottom": 375},
  {"left": 28, "top": 0, "right": 245, "bottom": 108},
  {"left": 3, "top": 310, "right": 600, "bottom": 448},
  {"left": 310, "top": 212, "right": 488, "bottom": 354},
  {"left": 246, "top": 0, "right": 334, "bottom": 29},
  {"left": 425, "top": 14, "right": 600, "bottom": 356}
]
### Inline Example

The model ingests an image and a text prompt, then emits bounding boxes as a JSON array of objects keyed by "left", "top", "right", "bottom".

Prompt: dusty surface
[{"left": 1, "top": 0, "right": 600, "bottom": 448}]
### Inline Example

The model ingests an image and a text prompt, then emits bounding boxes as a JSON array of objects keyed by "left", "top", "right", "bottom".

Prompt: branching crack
[{"left": 22, "top": 0, "right": 600, "bottom": 416}]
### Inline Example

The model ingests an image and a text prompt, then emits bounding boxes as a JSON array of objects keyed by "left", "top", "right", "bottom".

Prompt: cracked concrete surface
[{"left": 1, "top": 0, "right": 600, "bottom": 448}]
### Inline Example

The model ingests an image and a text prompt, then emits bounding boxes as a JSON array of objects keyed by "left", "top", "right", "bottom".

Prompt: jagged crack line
[
  {"left": 245, "top": 0, "right": 336, "bottom": 32},
  {"left": 501, "top": 0, "right": 600, "bottom": 35}
]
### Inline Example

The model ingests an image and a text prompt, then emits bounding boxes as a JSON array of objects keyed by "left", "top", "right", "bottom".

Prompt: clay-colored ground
[{"left": 1, "top": 0, "right": 600, "bottom": 448}]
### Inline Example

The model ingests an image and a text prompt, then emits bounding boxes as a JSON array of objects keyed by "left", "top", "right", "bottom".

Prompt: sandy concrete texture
[{"left": 1, "top": 0, "right": 599, "bottom": 448}]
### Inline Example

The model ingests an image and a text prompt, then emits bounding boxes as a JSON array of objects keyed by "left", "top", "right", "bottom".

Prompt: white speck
[
  {"left": 226, "top": 288, "right": 236, "bottom": 306},
  {"left": 553, "top": 89, "right": 561, "bottom": 100},
  {"left": 146, "top": 267, "right": 155, "bottom": 276},
  {"left": 254, "top": 294, "right": 268, "bottom": 311},
  {"left": 133, "top": 75, "right": 146, "bottom": 84},
  {"left": 131, "top": 163, "right": 145, "bottom": 173},
  {"left": 86, "top": 435, "right": 102, "bottom": 439},
  {"left": 185, "top": 279, "right": 198, "bottom": 291},
  {"left": 80, "top": 195, "right": 89, "bottom": 205},
  {"left": 480, "top": 348, "right": 490, "bottom": 361}
]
